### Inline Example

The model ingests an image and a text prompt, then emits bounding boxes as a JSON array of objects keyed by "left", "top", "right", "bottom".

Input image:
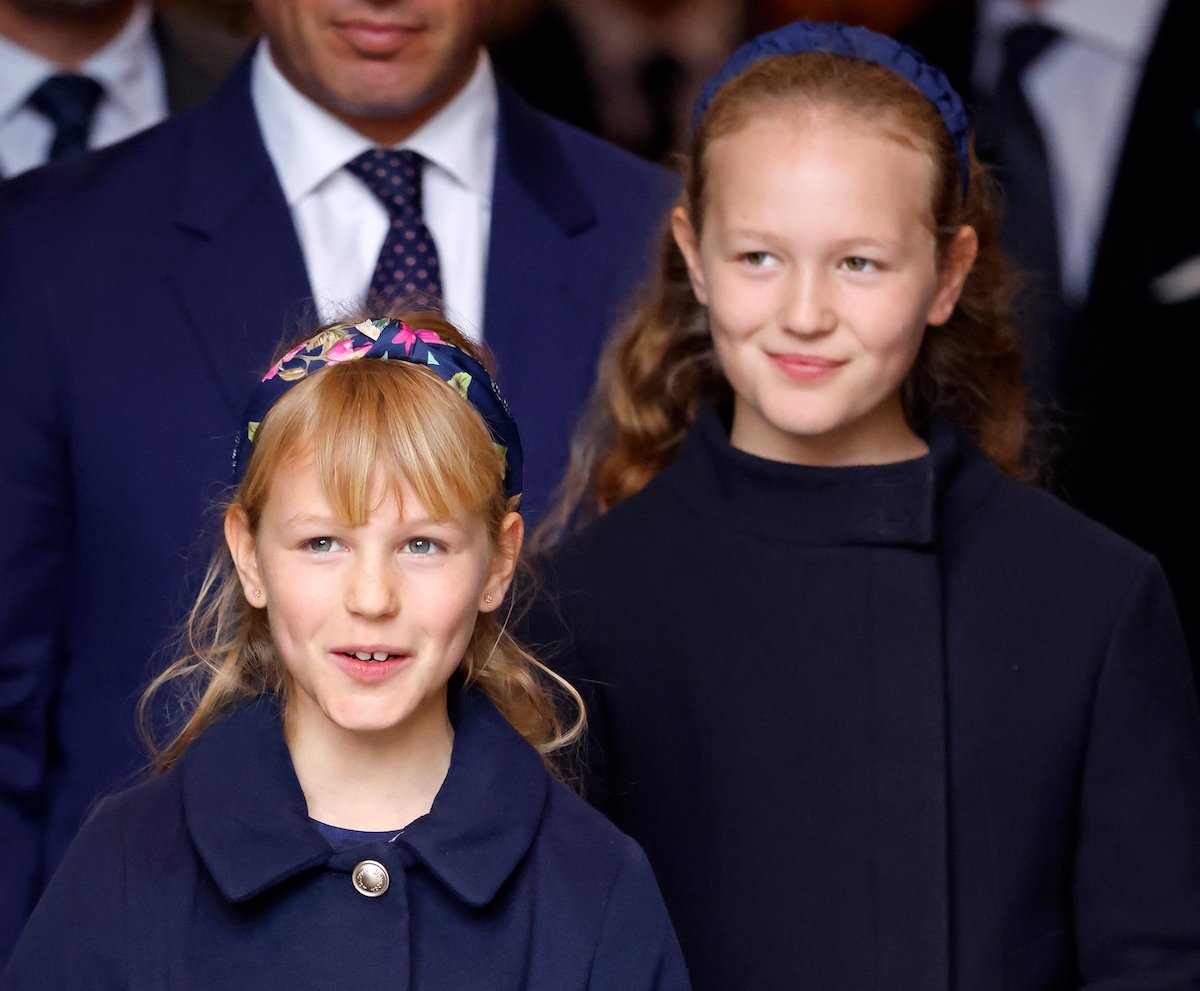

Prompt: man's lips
[{"left": 332, "top": 19, "right": 423, "bottom": 56}]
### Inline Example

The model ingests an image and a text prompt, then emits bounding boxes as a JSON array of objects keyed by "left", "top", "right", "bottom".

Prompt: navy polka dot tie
[
  {"left": 345, "top": 148, "right": 443, "bottom": 305},
  {"left": 27, "top": 73, "right": 104, "bottom": 162}
]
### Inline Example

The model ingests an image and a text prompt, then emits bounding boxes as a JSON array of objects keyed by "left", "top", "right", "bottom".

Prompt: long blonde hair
[{"left": 140, "top": 316, "right": 584, "bottom": 775}]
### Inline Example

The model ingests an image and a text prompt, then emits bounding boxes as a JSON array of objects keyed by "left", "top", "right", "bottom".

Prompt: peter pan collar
[{"left": 181, "top": 688, "right": 549, "bottom": 908}]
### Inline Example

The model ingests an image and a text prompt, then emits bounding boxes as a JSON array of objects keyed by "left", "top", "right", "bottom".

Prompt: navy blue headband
[
  {"left": 233, "top": 318, "right": 523, "bottom": 499},
  {"left": 694, "top": 20, "right": 971, "bottom": 199}
]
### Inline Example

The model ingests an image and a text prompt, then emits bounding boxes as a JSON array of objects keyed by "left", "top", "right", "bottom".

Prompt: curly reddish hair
[{"left": 540, "top": 51, "right": 1030, "bottom": 542}]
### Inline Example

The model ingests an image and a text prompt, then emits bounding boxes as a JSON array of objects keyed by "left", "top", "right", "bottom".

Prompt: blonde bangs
[
  {"left": 142, "top": 313, "right": 583, "bottom": 778},
  {"left": 244, "top": 359, "right": 505, "bottom": 529}
]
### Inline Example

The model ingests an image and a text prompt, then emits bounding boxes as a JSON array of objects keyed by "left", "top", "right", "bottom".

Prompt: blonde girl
[{"left": 3, "top": 315, "right": 689, "bottom": 991}]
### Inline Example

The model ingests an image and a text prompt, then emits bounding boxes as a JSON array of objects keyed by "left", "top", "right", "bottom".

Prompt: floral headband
[
  {"left": 694, "top": 20, "right": 972, "bottom": 199},
  {"left": 233, "top": 318, "right": 523, "bottom": 499}
]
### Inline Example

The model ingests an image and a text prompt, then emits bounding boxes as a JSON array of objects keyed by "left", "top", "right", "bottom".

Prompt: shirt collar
[
  {"left": 251, "top": 38, "right": 375, "bottom": 207},
  {"left": 0, "top": 1, "right": 155, "bottom": 124},
  {"left": 404, "top": 48, "right": 496, "bottom": 202},
  {"left": 0, "top": 34, "right": 49, "bottom": 123},
  {"left": 251, "top": 38, "right": 496, "bottom": 207},
  {"left": 182, "top": 688, "right": 549, "bottom": 907},
  {"left": 79, "top": 1, "right": 159, "bottom": 119},
  {"left": 980, "top": 0, "right": 1166, "bottom": 65}
]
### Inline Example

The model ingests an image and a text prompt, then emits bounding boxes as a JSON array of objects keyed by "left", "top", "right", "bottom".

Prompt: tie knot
[
  {"left": 28, "top": 73, "right": 104, "bottom": 131},
  {"left": 1001, "top": 22, "right": 1061, "bottom": 80},
  {"left": 345, "top": 147, "right": 425, "bottom": 214}
]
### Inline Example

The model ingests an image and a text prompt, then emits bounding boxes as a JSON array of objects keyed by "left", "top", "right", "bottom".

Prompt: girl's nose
[
  {"left": 781, "top": 267, "right": 837, "bottom": 337},
  {"left": 345, "top": 554, "right": 400, "bottom": 619}
]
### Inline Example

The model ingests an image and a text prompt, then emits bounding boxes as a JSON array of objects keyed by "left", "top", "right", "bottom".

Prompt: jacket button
[{"left": 351, "top": 860, "right": 390, "bottom": 898}]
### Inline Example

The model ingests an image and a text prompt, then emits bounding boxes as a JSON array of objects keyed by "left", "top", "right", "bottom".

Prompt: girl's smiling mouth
[
  {"left": 330, "top": 649, "right": 414, "bottom": 684},
  {"left": 339, "top": 650, "right": 407, "bottom": 662},
  {"left": 766, "top": 352, "right": 847, "bottom": 382}
]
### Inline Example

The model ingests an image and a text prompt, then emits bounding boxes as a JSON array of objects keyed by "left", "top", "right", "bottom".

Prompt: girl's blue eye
[
  {"left": 404, "top": 538, "right": 437, "bottom": 556},
  {"left": 306, "top": 537, "right": 340, "bottom": 553}
]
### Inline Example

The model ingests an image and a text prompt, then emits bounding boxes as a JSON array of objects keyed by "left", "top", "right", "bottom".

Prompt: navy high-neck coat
[{"left": 527, "top": 405, "right": 1200, "bottom": 991}]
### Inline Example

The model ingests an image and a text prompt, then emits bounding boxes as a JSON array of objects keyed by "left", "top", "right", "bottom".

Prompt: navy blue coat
[
  {"left": 527, "top": 405, "right": 1200, "bottom": 991},
  {"left": 1, "top": 689, "right": 690, "bottom": 990},
  {"left": 0, "top": 55, "right": 676, "bottom": 957}
]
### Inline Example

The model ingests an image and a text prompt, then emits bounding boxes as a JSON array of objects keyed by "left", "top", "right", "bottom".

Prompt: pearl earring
[{"left": 484, "top": 594, "right": 494, "bottom": 604}]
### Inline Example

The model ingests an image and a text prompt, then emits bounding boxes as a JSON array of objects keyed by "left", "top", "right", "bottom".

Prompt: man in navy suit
[
  {"left": 0, "top": 0, "right": 676, "bottom": 959},
  {"left": 901, "top": 0, "right": 1199, "bottom": 667},
  {"left": 0, "top": 0, "right": 243, "bottom": 178}
]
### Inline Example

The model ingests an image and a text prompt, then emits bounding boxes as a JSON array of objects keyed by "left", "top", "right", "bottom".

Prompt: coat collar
[
  {"left": 181, "top": 688, "right": 550, "bottom": 908},
  {"left": 659, "top": 403, "right": 1000, "bottom": 546}
]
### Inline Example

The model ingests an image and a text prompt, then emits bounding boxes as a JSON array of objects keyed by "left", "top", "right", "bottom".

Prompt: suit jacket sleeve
[
  {"left": 0, "top": 195, "right": 72, "bottom": 961},
  {"left": 1074, "top": 557, "right": 1200, "bottom": 986},
  {"left": 587, "top": 837, "right": 692, "bottom": 991}
]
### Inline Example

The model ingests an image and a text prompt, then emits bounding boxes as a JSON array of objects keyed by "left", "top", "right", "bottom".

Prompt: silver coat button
[{"left": 351, "top": 860, "right": 390, "bottom": 898}]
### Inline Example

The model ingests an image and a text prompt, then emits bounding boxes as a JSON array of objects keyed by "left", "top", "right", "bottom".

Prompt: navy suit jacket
[{"left": 0, "top": 55, "right": 676, "bottom": 958}]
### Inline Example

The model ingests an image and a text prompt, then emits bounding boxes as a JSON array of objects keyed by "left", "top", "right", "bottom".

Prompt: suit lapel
[
  {"left": 484, "top": 78, "right": 598, "bottom": 401},
  {"left": 169, "top": 56, "right": 313, "bottom": 422},
  {"left": 483, "top": 84, "right": 615, "bottom": 508}
]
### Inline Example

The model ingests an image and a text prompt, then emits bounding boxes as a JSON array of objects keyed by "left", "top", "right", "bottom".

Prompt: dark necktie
[
  {"left": 345, "top": 148, "right": 443, "bottom": 306},
  {"left": 28, "top": 73, "right": 104, "bottom": 162},
  {"left": 977, "top": 23, "right": 1070, "bottom": 399}
]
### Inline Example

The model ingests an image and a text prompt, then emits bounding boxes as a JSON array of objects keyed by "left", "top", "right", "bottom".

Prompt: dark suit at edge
[{"left": 901, "top": 0, "right": 1200, "bottom": 665}]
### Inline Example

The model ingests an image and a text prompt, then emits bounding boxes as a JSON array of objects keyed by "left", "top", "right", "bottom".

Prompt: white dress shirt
[
  {"left": 0, "top": 2, "right": 166, "bottom": 178},
  {"left": 975, "top": 0, "right": 1167, "bottom": 302},
  {"left": 251, "top": 40, "right": 497, "bottom": 339}
]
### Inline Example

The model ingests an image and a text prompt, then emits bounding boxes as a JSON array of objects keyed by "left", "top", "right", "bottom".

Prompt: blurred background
[{"left": 156, "top": 0, "right": 961, "bottom": 165}]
